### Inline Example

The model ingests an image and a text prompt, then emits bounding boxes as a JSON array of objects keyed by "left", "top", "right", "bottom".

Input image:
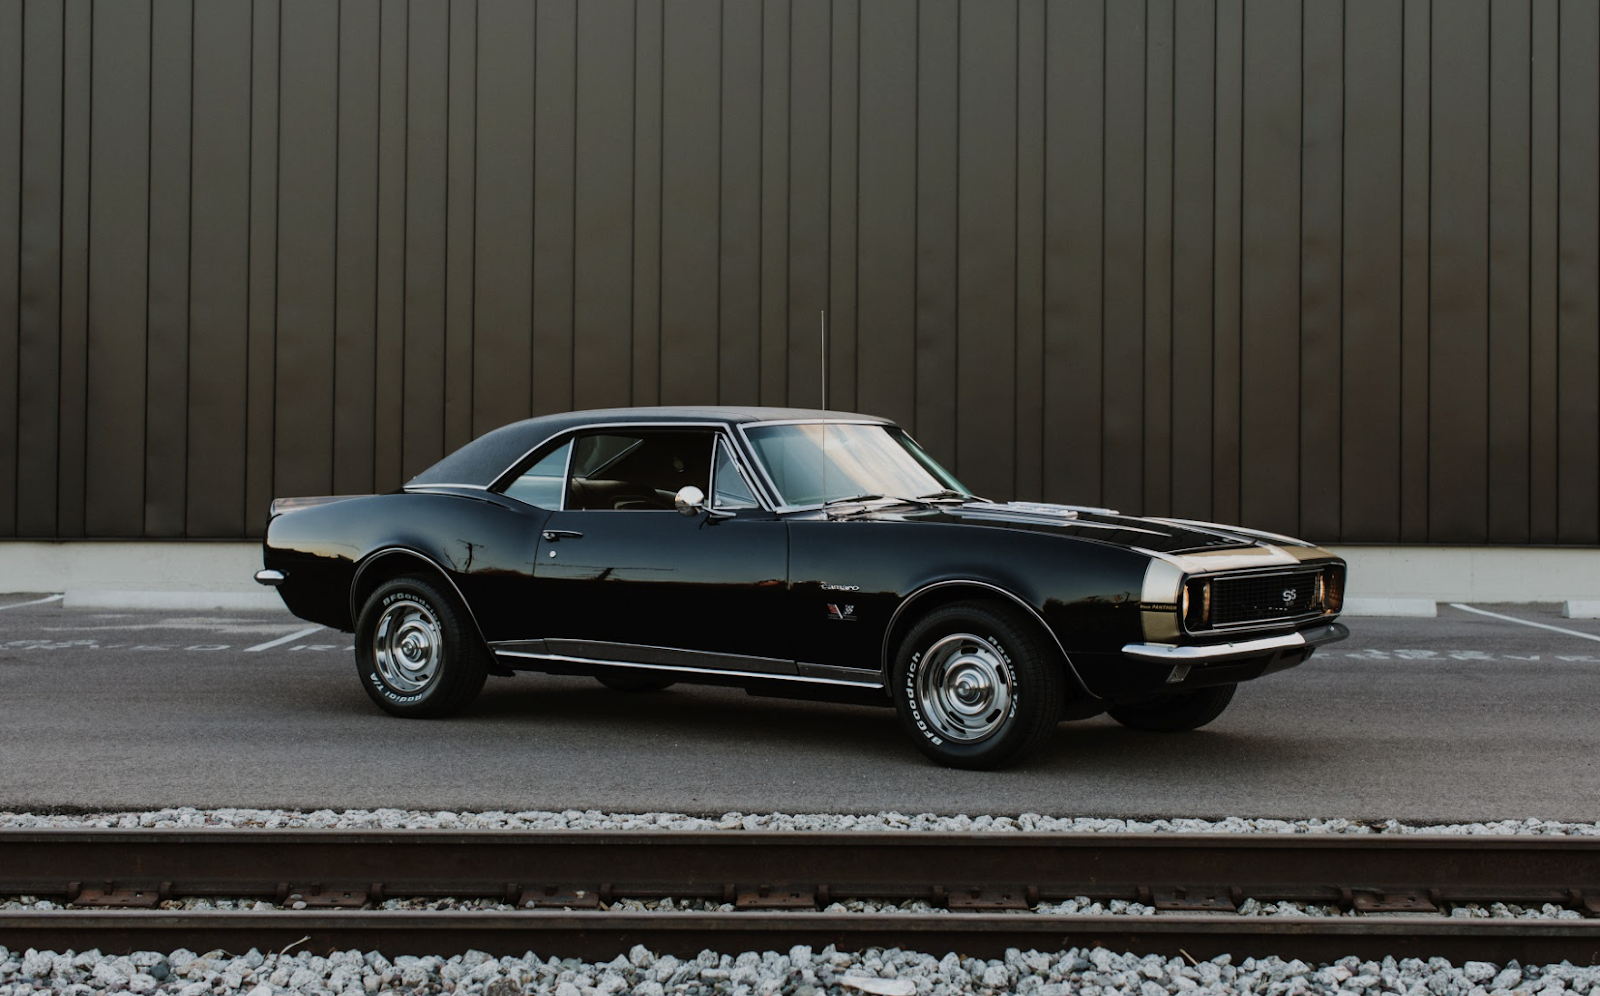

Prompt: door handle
[{"left": 542, "top": 529, "right": 584, "bottom": 541}]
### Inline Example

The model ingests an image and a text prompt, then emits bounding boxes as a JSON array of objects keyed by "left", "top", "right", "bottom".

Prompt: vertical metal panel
[
  {"left": 1340, "top": 0, "right": 1403, "bottom": 541},
  {"left": 955, "top": 0, "right": 1017, "bottom": 500},
  {"left": 332, "top": 0, "right": 379, "bottom": 497},
  {"left": 274, "top": 0, "right": 338, "bottom": 501},
  {"left": 631, "top": 0, "right": 664, "bottom": 408},
  {"left": 472, "top": 0, "right": 535, "bottom": 435},
  {"left": 854, "top": 0, "right": 917, "bottom": 430},
  {"left": 443, "top": 0, "right": 477, "bottom": 455},
  {"left": 0, "top": 0, "right": 20, "bottom": 535},
  {"left": 1142, "top": 0, "right": 1173, "bottom": 516},
  {"left": 719, "top": 0, "right": 762, "bottom": 407},
  {"left": 372, "top": 0, "right": 406, "bottom": 488},
  {"left": 1487, "top": 0, "right": 1532, "bottom": 543},
  {"left": 400, "top": 0, "right": 449, "bottom": 479},
  {"left": 3, "top": 0, "right": 1598, "bottom": 545},
  {"left": 532, "top": 0, "right": 576, "bottom": 415},
  {"left": 572, "top": 0, "right": 635, "bottom": 413},
  {"left": 55, "top": 0, "right": 90, "bottom": 537},
  {"left": 1298, "top": 0, "right": 1343, "bottom": 541},
  {"left": 1043, "top": 0, "right": 1104, "bottom": 507},
  {"left": 827, "top": 0, "right": 859, "bottom": 414},
  {"left": 913, "top": 0, "right": 957, "bottom": 462},
  {"left": 1169, "top": 0, "right": 1215, "bottom": 521},
  {"left": 757, "top": 0, "right": 788, "bottom": 406},
  {"left": 185, "top": 0, "right": 251, "bottom": 537},
  {"left": 1013, "top": 0, "right": 1045, "bottom": 501},
  {"left": 1428, "top": 0, "right": 1490, "bottom": 543},
  {"left": 1101, "top": 1, "right": 1145, "bottom": 515},
  {"left": 144, "top": 0, "right": 193, "bottom": 537},
  {"left": 659, "top": 0, "right": 719, "bottom": 406},
  {"left": 1528, "top": 0, "right": 1560, "bottom": 542},
  {"left": 1238, "top": 0, "right": 1301, "bottom": 537},
  {"left": 1211, "top": 0, "right": 1244, "bottom": 526},
  {"left": 1556, "top": 0, "right": 1600, "bottom": 543},
  {"left": 1399, "top": 0, "right": 1430, "bottom": 541},
  {"left": 788, "top": 1, "right": 829, "bottom": 411},
  {"left": 15, "top": 0, "right": 62, "bottom": 537},
  {"left": 244, "top": 0, "right": 280, "bottom": 534}
]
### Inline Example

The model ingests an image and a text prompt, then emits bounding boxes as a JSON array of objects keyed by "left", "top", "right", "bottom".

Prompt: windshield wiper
[
  {"left": 916, "top": 489, "right": 993, "bottom": 504},
  {"left": 822, "top": 493, "right": 935, "bottom": 509}
]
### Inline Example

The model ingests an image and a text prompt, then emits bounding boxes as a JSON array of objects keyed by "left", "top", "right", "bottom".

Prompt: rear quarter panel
[{"left": 263, "top": 491, "right": 549, "bottom": 635}]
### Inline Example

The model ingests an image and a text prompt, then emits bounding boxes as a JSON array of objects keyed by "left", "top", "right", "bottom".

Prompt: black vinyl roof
[{"left": 406, "top": 406, "right": 892, "bottom": 489}]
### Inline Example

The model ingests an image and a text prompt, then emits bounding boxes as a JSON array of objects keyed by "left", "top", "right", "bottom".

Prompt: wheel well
[{"left": 882, "top": 581, "right": 1094, "bottom": 703}]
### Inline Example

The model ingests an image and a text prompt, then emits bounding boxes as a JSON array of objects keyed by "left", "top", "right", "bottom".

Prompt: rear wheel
[
  {"left": 595, "top": 672, "right": 676, "bottom": 693},
  {"left": 891, "top": 600, "right": 1064, "bottom": 770},
  {"left": 1107, "top": 683, "right": 1236, "bottom": 732},
  {"left": 355, "top": 576, "right": 489, "bottom": 717}
]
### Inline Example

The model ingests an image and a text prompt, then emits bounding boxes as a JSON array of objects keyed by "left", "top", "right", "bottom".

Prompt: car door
[{"left": 531, "top": 428, "right": 793, "bottom": 675}]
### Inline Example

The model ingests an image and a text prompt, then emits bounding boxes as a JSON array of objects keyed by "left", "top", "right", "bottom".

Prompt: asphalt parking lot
[{"left": 2, "top": 594, "right": 1597, "bottom": 822}]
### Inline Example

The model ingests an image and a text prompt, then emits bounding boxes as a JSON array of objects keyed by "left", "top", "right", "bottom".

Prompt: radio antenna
[{"left": 820, "top": 310, "right": 828, "bottom": 410}]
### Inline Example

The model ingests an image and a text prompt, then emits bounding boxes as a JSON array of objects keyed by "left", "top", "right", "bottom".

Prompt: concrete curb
[{"left": 1566, "top": 601, "right": 1600, "bottom": 620}]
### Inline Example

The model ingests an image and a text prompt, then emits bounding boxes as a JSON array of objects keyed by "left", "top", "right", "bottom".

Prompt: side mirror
[{"left": 674, "top": 486, "right": 707, "bottom": 516}]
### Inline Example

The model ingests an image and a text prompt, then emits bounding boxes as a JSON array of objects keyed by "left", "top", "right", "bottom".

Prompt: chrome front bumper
[
  {"left": 254, "top": 569, "right": 286, "bottom": 587},
  {"left": 1122, "top": 621, "right": 1348, "bottom": 662}
]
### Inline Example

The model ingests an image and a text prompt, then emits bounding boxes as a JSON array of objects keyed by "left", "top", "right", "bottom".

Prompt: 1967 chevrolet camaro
[{"left": 257, "top": 406, "right": 1347, "bottom": 769}]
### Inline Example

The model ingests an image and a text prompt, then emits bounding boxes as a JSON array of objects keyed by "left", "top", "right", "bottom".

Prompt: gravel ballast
[
  {"left": 3, "top": 943, "right": 1599, "bottom": 996},
  {"left": 6, "top": 809, "right": 1600, "bottom": 835}
]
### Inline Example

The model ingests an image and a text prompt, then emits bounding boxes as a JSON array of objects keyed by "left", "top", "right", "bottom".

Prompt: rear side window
[{"left": 502, "top": 441, "right": 571, "bottom": 508}]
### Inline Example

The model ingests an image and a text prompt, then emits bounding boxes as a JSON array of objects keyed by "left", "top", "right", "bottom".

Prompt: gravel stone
[{"left": 8, "top": 808, "right": 1600, "bottom": 836}]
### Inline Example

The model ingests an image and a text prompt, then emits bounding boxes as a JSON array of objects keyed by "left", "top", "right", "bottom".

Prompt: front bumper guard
[{"left": 1121, "top": 621, "right": 1349, "bottom": 663}]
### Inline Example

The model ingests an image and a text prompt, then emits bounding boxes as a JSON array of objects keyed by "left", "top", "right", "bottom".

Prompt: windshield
[{"left": 744, "top": 422, "right": 973, "bottom": 508}]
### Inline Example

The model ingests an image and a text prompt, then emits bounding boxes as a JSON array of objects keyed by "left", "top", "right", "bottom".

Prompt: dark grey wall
[{"left": 1, "top": 0, "right": 1597, "bottom": 544}]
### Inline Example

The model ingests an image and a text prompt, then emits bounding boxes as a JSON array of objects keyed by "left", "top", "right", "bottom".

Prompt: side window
[
  {"left": 502, "top": 441, "right": 572, "bottom": 508},
  {"left": 711, "top": 440, "right": 761, "bottom": 510},
  {"left": 566, "top": 430, "right": 714, "bottom": 511}
]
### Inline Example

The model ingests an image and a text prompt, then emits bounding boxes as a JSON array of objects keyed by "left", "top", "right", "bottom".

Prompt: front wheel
[
  {"left": 1107, "top": 683, "right": 1236, "bottom": 732},
  {"left": 891, "top": 600, "right": 1064, "bottom": 770},
  {"left": 355, "top": 576, "right": 489, "bottom": 717}
]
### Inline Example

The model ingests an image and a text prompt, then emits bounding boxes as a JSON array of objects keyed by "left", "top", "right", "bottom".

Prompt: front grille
[{"left": 1207, "top": 569, "right": 1324, "bottom": 629}]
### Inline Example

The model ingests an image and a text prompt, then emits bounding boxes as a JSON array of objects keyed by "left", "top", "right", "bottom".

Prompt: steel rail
[{"left": 2, "top": 831, "right": 1599, "bottom": 961}]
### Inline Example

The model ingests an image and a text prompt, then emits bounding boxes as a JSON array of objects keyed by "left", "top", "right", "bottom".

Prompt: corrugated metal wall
[{"left": 1, "top": 0, "right": 1597, "bottom": 544}]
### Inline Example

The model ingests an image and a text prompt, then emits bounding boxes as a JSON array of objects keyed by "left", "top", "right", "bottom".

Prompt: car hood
[{"left": 843, "top": 500, "right": 1336, "bottom": 571}]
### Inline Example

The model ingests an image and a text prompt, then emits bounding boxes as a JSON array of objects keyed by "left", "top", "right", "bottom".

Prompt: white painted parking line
[
  {"left": 1448, "top": 603, "right": 1600, "bottom": 644},
  {"left": 243, "top": 625, "right": 324, "bottom": 652},
  {"left": 0, "top": 594, "right": 64, "bottom": 611}
]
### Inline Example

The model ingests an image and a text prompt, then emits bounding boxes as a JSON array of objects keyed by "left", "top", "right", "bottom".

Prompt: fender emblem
[{"left": 826, "top": 604, "right": 857, "bottom": 622}]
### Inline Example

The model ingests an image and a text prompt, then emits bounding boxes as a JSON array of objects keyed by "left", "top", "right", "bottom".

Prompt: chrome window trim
[
  {"left": 404, "top": 483, "right": 489, "bottom": 492},
  {"left": 486, "top": 420, "right": 778, "bottom": 513},
  {"left": 710, "top": 437, "right": 762, "bottom": 510},
  {"left": 349, "top": 546, "right": 492, "bottom": 652},
  {"left": 878, "top": 579, "right": 1094, "bottom": 698}
]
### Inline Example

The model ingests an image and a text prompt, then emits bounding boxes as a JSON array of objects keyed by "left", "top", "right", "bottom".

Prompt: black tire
[
  {"left": 354, "top": 576, "right": 490, "bottom": 718},
  {"left": 1107, "top": 683, "right": 1237, "bottom": 732},
  {"left": 595, "top": 672, "right": 676, "bottom": 693},
  {"left": 891, "top": 600, "right": 1065, "bottom": 770}
]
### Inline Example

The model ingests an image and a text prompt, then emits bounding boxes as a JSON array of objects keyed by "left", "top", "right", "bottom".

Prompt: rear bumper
[{"left": 1121, "top": 621, "right": 1349, "bottom": 663}]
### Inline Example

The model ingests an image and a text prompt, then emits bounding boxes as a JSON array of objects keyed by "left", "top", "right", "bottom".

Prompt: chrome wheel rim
[
  {"left": 372, "top": 600, "right": 442, "bottom": 693},
  {"left": 915, "top": 632, "right": 1014, "bottom": 743}
]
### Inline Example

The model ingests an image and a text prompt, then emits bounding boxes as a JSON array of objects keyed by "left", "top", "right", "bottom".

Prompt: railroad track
[{"left": 3, "top": 831, "right": 1599, "bottom": 962}]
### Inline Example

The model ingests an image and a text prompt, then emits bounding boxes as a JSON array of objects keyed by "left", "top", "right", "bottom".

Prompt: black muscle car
[{"left": 258, "top": 407, "right": 1347, "bottom": 769}]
